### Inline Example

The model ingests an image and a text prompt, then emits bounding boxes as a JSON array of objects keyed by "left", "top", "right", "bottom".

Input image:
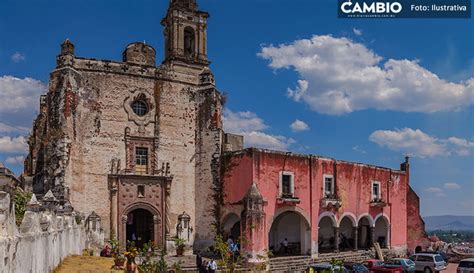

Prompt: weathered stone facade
[{"left": 24, "top": 0, "right": 222, "bottom": 251}]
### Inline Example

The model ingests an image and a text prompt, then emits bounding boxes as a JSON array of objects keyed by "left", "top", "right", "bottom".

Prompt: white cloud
[
  {"left": 5, "top": 155, "right": 24, "bottom": 165},
  {"left": 425, "top": 187, "right": 443, "bottom": 193},
  {"left": 259, "top": 35, "right": 474, "bottom": 115},
  {"left": 0, "top": 136, "right": 28, "bottom": 153},
  {"left": 223, "top": 110, "right": 268, "bottom": 132},
  {"left": 0, "top": 122, "right": 29, "bottom": 134},
  {"left": 243, "top": 131, "right": 295, "bottom": 151},
  {"left": 425, "top": 187, "right": 446, "bottom": 197},
  {"left": 369, "top": 128, "right": 474, "bottom": 158},
  {"left": 290, "top": 119, "right": 310, "bottom": 132},
  {"left": 353, "top": 28, "right": 363, "bottom": 36},
  {"left": 223, "top": 109, "right": 295, "bottom": 150},
  {"left": 0, "top": 75, "right": 45, "bottom": 117},
  {"left": 447, "top": 137, "right": 474, "bottom": 156},
  {"left": 11, "top": 52, "right": 26, "bottom": 63},
  {"left": 352, "top": 145, "right": 367, "bottom": 154},
  {"left": 443, "top": 182, "right": 461, "bottom": 190}
]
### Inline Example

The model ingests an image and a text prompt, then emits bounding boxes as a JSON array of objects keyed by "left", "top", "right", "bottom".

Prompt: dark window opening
[
  {"left": 282, "top": 174, "right": 292, "bottom": 197},
  {"left": 137, "top": 185, "right": 145, "bottom": 198},
  {"left": 184, "top": 27, "right": 195, "bottom": 57},
  {"left": 324, "top": 177, "right": 334, "bottom": 196},
  {"left": 131, "top": 100, "right": 148, "bottom": 117},
  {"left": 372, "top": 183, "right": 381, "bottom": 200}
]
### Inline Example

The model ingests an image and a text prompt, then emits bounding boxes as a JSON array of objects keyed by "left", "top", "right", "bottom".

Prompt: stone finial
[
  {"left": 42, "top": 190, "right": 59, "bottom": 211},
  {"left": 60, "top": 38, "right": 75, "bottom": 55},
  {"left": 57, "top": 200, "right": 74, "bottom": 215},
  {"left": 245, "top": 182, "right": 263, "bottom": 200},
  {"left": 26, "top": 194, "right": 41, "bottom": 212},
  {"left": 87, "top": 211, "right": 101, "bottom": 231},
  {"left": 43, "top": 190, "right": 58, "bottom": 202},
  {"left": 199, "top": 67, "right": 215, "bottom": 86}
]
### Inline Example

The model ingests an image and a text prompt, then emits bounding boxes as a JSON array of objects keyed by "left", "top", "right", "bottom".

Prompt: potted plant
[
  {"left": 124, "top": 241, "right": 139, "bottom": 272},
  {"left": 174, "top": 238, "right": 186, "bottom": 256},
  {"left": 137, "top": 242, "right": 159, "bottom": 273},
  {"left": 109, "top": 237, "right": 125, "bottom": 268},
  {"left": 114, "top": 254, "right": 126, "bottom": 268}
]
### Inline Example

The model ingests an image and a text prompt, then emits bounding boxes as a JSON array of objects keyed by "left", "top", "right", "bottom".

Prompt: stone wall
[
  {"left": 0, "top": 191, "right": 103, "bottom": 273},
  {"left": 406, "top": 186, "right": 430, "bottom": 253}
]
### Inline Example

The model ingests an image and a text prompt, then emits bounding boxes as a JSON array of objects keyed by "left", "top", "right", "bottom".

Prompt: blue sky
[{"left": 0, "top": 0, "right": 472, "bottom": 216}]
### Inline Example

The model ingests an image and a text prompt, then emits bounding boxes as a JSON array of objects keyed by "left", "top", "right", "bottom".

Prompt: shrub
[{"left": 14, "top": 188, "right": 32, "bottom": 226}]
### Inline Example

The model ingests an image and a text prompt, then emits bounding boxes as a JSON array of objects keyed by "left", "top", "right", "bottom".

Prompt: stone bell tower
[{"left": 161, "top": 0, "right": 210, "bottom": 65}]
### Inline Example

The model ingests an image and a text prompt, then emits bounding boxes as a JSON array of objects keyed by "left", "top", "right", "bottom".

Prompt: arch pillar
[
  {"left": 120, "top": 215, "right": 128, "bottom": 250},
  {"left": 334, "top": 227, "right": 340, "bottom": 252},
  {"left": 370, "top": 226, "right": 375, "bottom": 247},
  {"left": 354, "top": 227, "right": 359, "bottom": 251}
]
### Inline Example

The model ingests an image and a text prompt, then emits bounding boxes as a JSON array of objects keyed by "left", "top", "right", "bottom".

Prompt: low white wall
[{"left": 0, "top": 191, "right": 103, "bottom": 273}]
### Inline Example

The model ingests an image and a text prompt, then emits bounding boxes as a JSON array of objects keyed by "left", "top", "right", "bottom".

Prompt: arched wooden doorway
[
  {"left": 120, "top": 203, "right": 163, "bottom": 249},
  {"left": 126, "top": 209, "right": 154, "bottom": 248}
]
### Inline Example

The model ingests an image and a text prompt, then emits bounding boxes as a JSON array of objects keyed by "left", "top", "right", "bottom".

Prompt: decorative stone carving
[
  {"left": 123, "top": 90, "right": 155, "bottom": 127},
  {"left": 177, "top": 211, "right": 192, "bottom": 241},
  {"left": 321, "top": 194, "right": 342, "bottom": 210},
  {"left": 122, "top": 42, "right": 156, "bottom": 67},
  {"left": 40, "top": 214, "right": 52, "bottom": 232},
  {"left": 26, "top": 194, "right": 42, "bottom": 212},
  {"left": 42, "top": 190, "right": 59, "bottom": 211}
]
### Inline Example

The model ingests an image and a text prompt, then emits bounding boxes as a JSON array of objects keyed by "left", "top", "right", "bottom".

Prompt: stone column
[
  {"left": 110, "top": 179, "right": 118, "bottom": 239},
  {"left": 121, "top": 215, "right": 128, "bottom": 250},
  {"left": 165, "top": 179, "right": 171, "bottom": 240},
  {"left": 334, "top": 227, "right": 340, "bottom": 252},
  {"left": 153, "top": 215, "right": 161, "bottom": 248},
  {"left": 387, "top": 223, "right": 391, "bottom": 248},
  {"left": 354, "top": 227, "right": 359, "bottom": 251},
  {"left": 370, "top": 226, "right": 376, "bottom": 247}
]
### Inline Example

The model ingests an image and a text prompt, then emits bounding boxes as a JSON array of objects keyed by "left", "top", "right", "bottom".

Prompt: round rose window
[{"left": 131, "top": 100, "right": 148, "bottom": 116}]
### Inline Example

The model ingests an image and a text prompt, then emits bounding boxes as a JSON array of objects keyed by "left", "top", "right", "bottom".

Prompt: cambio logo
[{"left": 341, "top": 0, "right": 403, "bottom": 14}]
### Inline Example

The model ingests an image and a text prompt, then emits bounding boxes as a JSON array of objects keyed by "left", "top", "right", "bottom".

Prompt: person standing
[
  {"left": 281, "top": 238, "right": 289, "bottom": 254},
  {"left": 207, "top": 258, "right": 218, "bottom": 273}
]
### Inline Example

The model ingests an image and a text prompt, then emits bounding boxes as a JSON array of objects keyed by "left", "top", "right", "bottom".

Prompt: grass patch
[{"left": 54, "top": 255, "right": 123, "bottom": 273}]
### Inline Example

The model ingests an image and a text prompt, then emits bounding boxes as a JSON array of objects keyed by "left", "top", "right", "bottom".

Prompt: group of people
[{"left": 196, "top": 235, "right": 241, "bottom": 273}]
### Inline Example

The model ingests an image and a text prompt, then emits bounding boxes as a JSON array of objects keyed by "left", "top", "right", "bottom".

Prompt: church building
[{"left": 23, "top": 0, "right": 428, "bottom": 259}]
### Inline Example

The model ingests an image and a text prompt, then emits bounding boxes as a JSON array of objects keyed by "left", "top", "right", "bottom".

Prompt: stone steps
[{"left": 269, "top": 250, "right": 375, "bottom": 272}]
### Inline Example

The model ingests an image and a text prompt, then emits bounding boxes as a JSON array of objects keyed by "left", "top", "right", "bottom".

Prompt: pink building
[{"left": 221, "top": 148, "right": 425, "bottom": 261}]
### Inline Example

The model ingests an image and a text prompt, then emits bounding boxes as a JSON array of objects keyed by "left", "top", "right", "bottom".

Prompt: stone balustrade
[{"left": 0, "top": 190, "right": 104, "bottom": 273}]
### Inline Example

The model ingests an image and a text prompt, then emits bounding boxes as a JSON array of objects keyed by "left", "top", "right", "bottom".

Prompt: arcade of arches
[
  {"left": 318, "top": 214, "right": 390, "bottom": 253},
  {"left": 222, "top": 211, "right": 389, "bottom": 256}
]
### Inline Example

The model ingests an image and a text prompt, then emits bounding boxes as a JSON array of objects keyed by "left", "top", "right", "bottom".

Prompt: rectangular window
[
  {"left": 279, "top": 171, "right": 294, "bottom": 198},
  {"left": 135, "top": 147, "right": 148, "bottom": 174},
  {"left": 372, "top": 181, "right": 381, "bottom": 200},
  {"left": 282, "top": 174, "right": 292, "bottom": 196},
  {"left": 323, "top": 175, "right": 334, "bottom": 197}
]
